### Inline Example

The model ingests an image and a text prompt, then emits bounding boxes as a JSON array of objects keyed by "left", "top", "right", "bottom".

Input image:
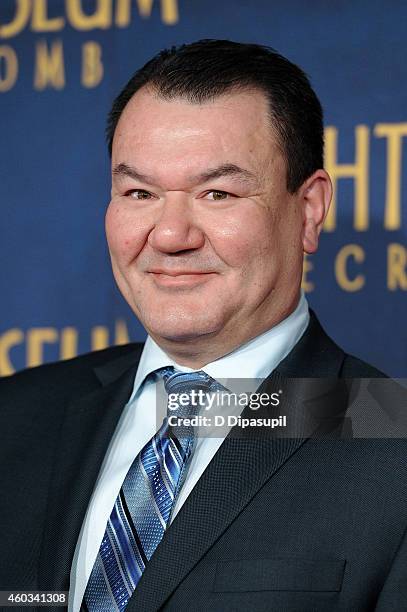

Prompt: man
[{"left": 1, "top": 40, "right": 406, "bottom": 612}]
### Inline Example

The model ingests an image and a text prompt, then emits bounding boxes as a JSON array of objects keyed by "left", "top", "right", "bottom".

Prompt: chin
[{"left": 143, "top": 309, "right": 221, "bottom": 343}]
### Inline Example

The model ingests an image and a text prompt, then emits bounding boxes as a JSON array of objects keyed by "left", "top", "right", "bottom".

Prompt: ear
[{"left": 300, "top": 169, "right": 332, "bottom": 254}]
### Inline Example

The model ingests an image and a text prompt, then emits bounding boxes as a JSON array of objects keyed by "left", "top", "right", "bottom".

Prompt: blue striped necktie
[{"left": 82, "top": 368, "right": 216, "bottom": 612}]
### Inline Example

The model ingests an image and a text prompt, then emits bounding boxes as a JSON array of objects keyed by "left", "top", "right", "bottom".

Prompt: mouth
[{"left": 147, "top": 270, "right": 216, "bottom": 288}]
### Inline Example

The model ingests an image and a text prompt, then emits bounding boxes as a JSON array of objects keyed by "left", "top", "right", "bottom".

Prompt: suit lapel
[
  {"left": 38, "top": 347, "right": 142, "bottom": 592},
  {"left": 126, "top": 312, "right": 346, "bottom": 611}
]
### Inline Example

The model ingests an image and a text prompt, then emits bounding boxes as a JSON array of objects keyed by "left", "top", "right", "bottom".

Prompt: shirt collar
[{"left": 129, "top": 291, "right": 309, "bottom": 400}]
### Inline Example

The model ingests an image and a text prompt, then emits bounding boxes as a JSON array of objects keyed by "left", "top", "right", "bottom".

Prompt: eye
[
  {"left": 125, "top": 189, "right": 154, "bottom": 200},
  {"left": 204, "top": 190, "right": 231, "bottom": 201}
]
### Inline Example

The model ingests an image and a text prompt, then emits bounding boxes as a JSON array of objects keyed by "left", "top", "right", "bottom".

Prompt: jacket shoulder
[
  {"left": 340, "top": 354, "right": 387, "bottom": 378},
  {"left": 0, "top": 342, "right": 143, "bottom": 405}
]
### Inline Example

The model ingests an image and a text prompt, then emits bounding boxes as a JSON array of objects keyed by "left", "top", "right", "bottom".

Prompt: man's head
[{"left": 105, "top": 40, "right": 331, "bottom": 366}]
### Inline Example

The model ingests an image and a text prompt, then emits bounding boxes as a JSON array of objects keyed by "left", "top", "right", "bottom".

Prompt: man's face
[{"left": 107, "top": 88, "right": 307, "bottom": 355}]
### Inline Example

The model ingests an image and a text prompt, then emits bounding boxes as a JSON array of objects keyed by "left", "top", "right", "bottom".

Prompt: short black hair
[{"left": 106, "top": 39, "right": 323, "bottom": 193}]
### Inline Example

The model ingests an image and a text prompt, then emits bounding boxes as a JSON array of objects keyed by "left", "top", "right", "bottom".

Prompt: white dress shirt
[{"left": 68, "top": 292, "right": 309, "bottom": 611}]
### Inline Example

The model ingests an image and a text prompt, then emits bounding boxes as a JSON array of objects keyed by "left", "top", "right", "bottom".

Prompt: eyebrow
[
  {"left": 112, "top": 162, "right": 258, "bottom": 186},
  {"left": 191, "top": 163, "right": 258, "bottom": 185},
  {"left": 112, "top": 163, "right": 154, "bottom": 184}
]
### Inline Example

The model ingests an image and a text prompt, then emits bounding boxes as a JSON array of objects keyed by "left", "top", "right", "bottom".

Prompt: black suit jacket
[{"left": 1, "top": 312, "right": 406, "bottom": 611}]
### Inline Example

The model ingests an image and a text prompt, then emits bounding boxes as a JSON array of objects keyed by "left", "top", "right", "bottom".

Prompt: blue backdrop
[{"left": 1, "top": 0, "right": 406, "bottom": 377}]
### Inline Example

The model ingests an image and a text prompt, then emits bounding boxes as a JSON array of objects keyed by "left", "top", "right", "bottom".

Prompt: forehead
[{"left": 111, "top": 88, "right": 283, "bottom": 180}]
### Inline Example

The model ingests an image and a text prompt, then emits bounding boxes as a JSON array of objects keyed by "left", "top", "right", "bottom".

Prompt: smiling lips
[{"left": 148, "top": 269, "right": 216, "bottom": 287}]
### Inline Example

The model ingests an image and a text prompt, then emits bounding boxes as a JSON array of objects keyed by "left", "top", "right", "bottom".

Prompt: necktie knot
[
  {"left": 157, "top": 367, "right": 218, "bottom": 418},
  {"left": 160, "top": 367, "right": 213, "bottom": 395}
]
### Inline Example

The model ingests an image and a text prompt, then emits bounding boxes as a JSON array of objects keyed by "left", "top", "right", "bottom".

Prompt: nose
[{"left": 148, "top": 193, "right": 205, "bottom": 253}]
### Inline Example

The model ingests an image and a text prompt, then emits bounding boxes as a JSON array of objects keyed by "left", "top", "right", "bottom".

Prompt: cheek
[
  {"left": 210, "top": 209, "right": 274, "bottom": 269},
  {"left": 105, "top": 202, "right": 149, "bottom": 263}
]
